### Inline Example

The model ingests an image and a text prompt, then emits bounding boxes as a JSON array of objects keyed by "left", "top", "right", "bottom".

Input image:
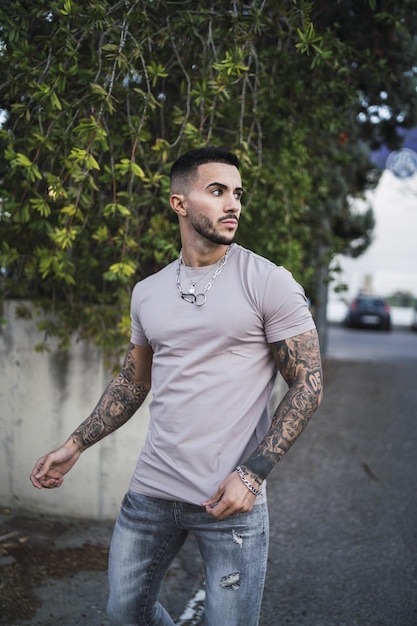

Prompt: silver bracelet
[{"left": 236, "top": 466, "right": 262, "bottom": 497}]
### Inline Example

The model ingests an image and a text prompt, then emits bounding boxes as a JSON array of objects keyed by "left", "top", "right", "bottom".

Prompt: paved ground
[
  {"left": 0, "top": 511, "right": 203, "bottom": 625},
  {"left": 260, "top": 358, "right": 417, "bottom": 625},
  {"left": 1, "top": 352, "right": 417, "bottom": 625}
]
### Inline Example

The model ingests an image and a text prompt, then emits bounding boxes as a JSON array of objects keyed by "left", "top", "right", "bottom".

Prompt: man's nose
[{"left": 224, "top": 194, "right": 240, "bottom": 212}]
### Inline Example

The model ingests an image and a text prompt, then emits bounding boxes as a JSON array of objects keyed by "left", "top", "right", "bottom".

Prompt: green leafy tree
[{"left": 1, "top": 0, "right": 416, "bottom": 363}]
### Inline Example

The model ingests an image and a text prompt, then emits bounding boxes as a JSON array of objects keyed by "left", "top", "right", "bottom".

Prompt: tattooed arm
[
  {"left": 203, "top": 329, "right": 322, "bottom": 519},
  {"left": 30, "top": 343, "right": 153, "bottom": 489},
  {"left": 242, "top": 328, "right": 323, "bottom": 485},
  {"left": 70, "top": 343, "right": 152, "bottom": 452}
]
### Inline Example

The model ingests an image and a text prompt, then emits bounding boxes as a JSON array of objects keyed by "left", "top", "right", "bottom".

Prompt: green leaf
[
  {"left": 51, "top": 91, "right": 62, "bottom": 110},
  {"left": 147, "top": 61, "right": 169, "bottom": 87},
  {"left": 86, "top": 154, "right": 100, "bottom": 170},
  {"left": 130, "top": 162, "right": 145, "bottom": 178},
  {"left": 92, "top": 225, "right": 110, "bottom": 242},
  {"left": 15, "top": 153, "right": 32, "bottom": 168},
  {"left": 29, "top": 197, "right": 51, "bottom": 217},
  {"left": 114, "top": 158, "right": 145, "bottom": 178},
  {"left": 90, "top": 83, "right": 108, "bottom": 98},
  {"left": 103, "top": 203, "right": 131, "bottom": 217},
  {"left": 50, "top": 227, "right": 79, "bottom": 249},
  {"left": 108, "top": 261, "right": 136, "bottom": 277}
]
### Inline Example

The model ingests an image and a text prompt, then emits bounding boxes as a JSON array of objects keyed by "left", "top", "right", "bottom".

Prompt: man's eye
[{"left": 212, "top": 189, "right": 222, "bottom": 196}]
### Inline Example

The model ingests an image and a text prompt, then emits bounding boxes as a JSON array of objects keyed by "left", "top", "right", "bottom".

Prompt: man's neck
[{"left": 180, "top": 243, "right": 230, "bottom": 267}]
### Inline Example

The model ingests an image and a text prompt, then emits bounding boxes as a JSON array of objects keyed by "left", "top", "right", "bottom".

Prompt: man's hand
[
  {"left": 30, "top": 439, "right": 81, "bottom": 489},
  {"left": 201, "top": 470, "right": 258, "bottom": 520}
]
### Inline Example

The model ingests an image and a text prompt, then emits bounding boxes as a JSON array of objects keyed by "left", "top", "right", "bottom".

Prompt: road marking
[{"left": 176, "top": 584, "right": 206, "bottom": 625}]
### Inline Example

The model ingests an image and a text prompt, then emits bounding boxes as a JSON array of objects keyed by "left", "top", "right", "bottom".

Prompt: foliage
[{"left": 1, "top": 0, "right": 416, "bottom": 363}]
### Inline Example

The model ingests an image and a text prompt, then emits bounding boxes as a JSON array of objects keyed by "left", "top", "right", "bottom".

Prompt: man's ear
[{"left": 170, "top": 193, "right": 187, "bottom": 217}]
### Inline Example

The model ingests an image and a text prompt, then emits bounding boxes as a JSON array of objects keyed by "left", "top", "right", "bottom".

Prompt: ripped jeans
[{"left": 107, "top": 490, "right": 269, "bottom": 626}]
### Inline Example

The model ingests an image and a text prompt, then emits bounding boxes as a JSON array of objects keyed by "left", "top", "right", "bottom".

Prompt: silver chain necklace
[
  {"left": 183, "top": 263, "right": 215, "bottom": 295},
  {"left": 176, "top": 245, "right": 232, "bottom": 306}
]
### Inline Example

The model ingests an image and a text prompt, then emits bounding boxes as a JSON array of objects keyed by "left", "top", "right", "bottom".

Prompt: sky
[{"left": 328, "top": 164, "right": 417, "bottom": 316}]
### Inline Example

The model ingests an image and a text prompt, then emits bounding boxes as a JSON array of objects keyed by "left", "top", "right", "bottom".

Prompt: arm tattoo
[
  {"left": 71, "top": 344, "right": 150, "bottom": 452},
  {"left": 244, "top": 329, "right": 323, "bottom": 481}
]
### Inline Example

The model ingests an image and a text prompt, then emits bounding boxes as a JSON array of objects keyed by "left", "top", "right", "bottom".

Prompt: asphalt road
[
  {"left": 4, "top": 326, "right": 417, "bottom": 625},
  {"left": 326, "top": 323, "right": 417, "bottom": 362},
  {"left": 260, "top": 326, "right": 417, "bottom": 625}
]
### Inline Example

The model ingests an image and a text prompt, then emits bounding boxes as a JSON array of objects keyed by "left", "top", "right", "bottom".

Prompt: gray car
[{"left": 344, "top": 295, "right": 392, "bottom": 331}]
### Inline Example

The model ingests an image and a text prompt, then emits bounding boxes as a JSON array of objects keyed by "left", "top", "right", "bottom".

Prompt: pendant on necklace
[{"left": 188, "top": 284, "right": 196, "bottom": 294}]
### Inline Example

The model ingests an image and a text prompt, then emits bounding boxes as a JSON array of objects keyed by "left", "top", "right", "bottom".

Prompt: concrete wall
[
  {"left": 0, "top": 300, "right": 286, "bottom": 520},
  {"left": 0, "top": 300, "right": 150, "bottom": 520}
]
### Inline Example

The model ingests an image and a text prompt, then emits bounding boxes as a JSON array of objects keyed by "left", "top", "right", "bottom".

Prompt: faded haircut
[{"left": 170, "top": 146, "right": 240, "bottom": 193}]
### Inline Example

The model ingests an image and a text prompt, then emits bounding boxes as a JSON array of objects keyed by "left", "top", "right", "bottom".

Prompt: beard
[{"left": 189, "top": 211, "right": 238, "bottom": 245}]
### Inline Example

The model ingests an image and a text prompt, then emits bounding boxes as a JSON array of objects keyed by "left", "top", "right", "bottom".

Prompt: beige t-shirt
[{"left": 129, "top": 244, "right": 315, "bottom": 505}]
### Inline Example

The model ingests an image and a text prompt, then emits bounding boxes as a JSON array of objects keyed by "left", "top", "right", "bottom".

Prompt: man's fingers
[
  {"left": 39, "top": 474, "right": 64, "bottom": 489},
  {"left": 30, "top": 461, "right": 63, "bottom": 489},
  {"left": 30, "top": 465, "right": 46, "bottom": 488},
  {"left": 201, "top": 488, "right": 223, "bottom": 508}
]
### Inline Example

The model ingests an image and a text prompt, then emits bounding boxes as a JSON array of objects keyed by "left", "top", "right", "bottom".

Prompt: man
[{"left": 30, "top": 146, "right": 323, "bottom": 626}]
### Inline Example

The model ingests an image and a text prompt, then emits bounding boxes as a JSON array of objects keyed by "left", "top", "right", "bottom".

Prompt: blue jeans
[{"left": 107, "top": 490, "right": 269, "bottom": 626}]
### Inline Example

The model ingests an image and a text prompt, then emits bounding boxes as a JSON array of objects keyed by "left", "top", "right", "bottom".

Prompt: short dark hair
[{"left": 170, "top": 146, "right": 240, "bottom": 192}]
